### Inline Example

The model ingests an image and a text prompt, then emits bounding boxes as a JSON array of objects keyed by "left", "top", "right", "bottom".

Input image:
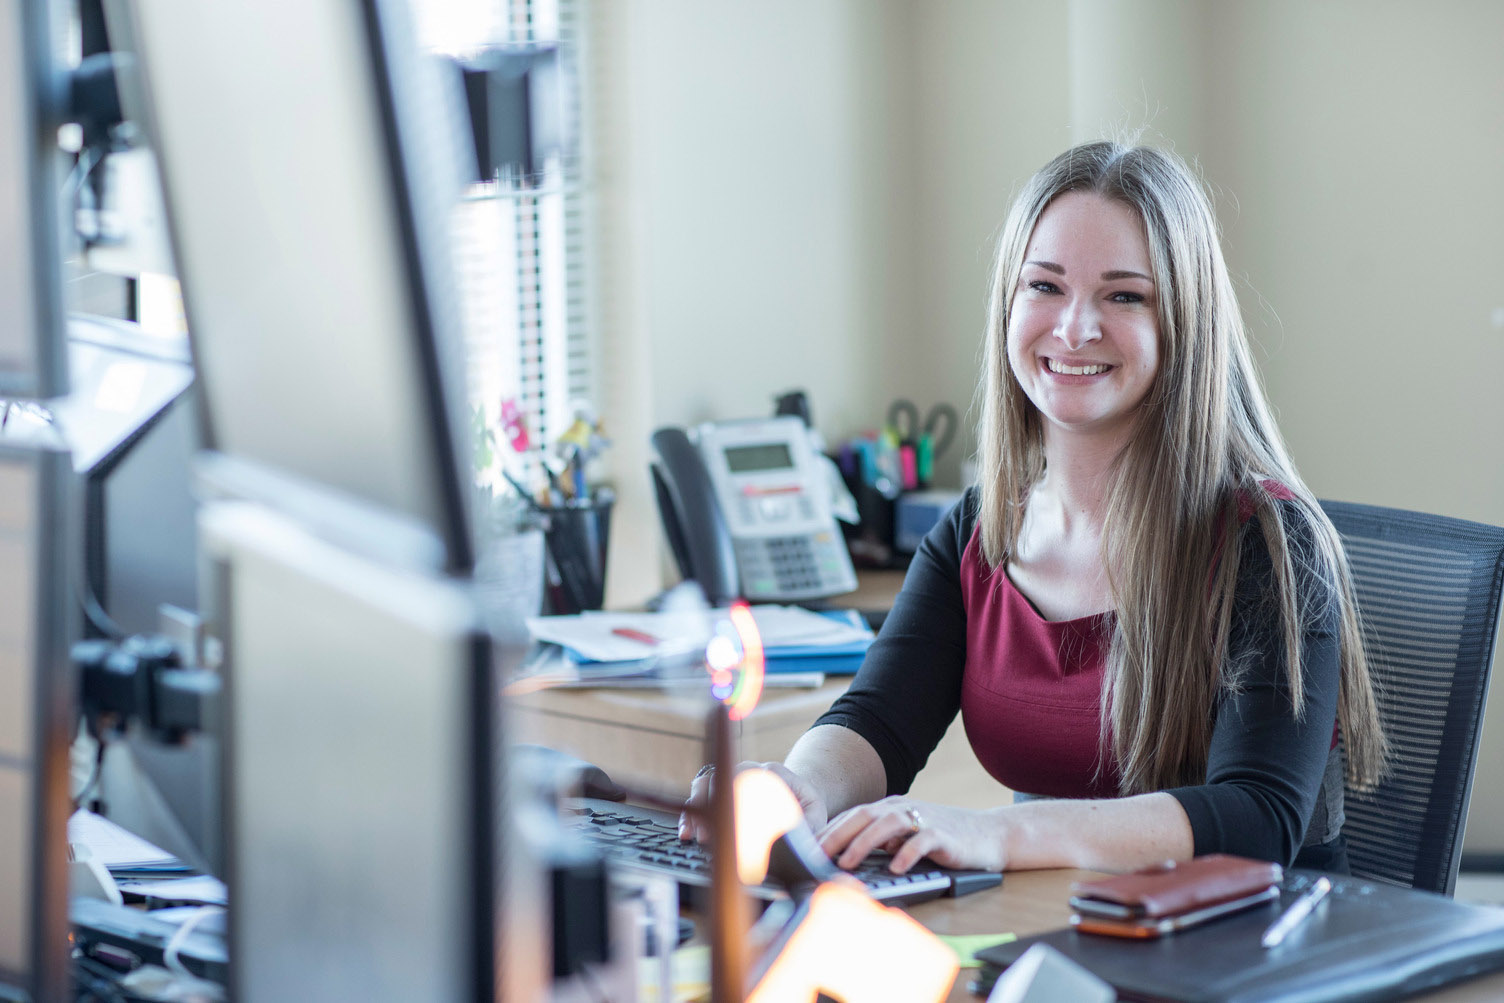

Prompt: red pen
[{"left": 611, "top": 627, "right": 660, "bottom": 646}]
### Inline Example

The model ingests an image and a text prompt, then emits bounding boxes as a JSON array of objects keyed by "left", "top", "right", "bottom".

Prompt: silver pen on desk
[{"left": 1260, "top": 875, "right": 1332, "bottom": 948}]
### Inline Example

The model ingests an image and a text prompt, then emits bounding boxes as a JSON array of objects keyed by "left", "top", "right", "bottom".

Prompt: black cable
[
  {"left": 73, "top": 733, "right": 108, "bottom": 812},
  {"left": 64, "top": 144, "right": 99, "bottom": 200},
  {"left": 66, "top": 145, "right": 103, "bottom": 245},
  {"left": 79, "top": 577, "right": 127, "bottom": 641}
]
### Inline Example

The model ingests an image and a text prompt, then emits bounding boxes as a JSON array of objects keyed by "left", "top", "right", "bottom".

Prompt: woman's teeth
[{"left": 1046, "top": 359, "right": 1109, "bottom": 376}]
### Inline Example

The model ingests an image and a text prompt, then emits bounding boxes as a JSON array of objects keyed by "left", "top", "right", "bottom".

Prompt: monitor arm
[{"left": 74, "top": 635, "right": 219, "bottom": 744}]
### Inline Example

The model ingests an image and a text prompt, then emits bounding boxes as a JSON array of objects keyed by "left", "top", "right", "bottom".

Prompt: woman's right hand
[{"left": 679, "top": 760, "right": 830, "bottom": 842}]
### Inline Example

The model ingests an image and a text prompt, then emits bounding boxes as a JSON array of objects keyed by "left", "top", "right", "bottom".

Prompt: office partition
[{"left": 0, "top": 445, "right": 73, "bottom": 1002}]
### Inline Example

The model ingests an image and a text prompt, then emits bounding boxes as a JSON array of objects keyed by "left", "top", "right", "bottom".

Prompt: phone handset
[
  {"left": 650, "top": 426, "right": 741, "bottom": 605},
  {"left": 652, "top": 419, "right": 858, "bottom": 604}
]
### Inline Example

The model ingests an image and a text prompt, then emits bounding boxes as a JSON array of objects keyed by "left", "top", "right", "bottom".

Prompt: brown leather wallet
[{"left": 1070, "top": 853, "right": 1282, "bottom": 919}]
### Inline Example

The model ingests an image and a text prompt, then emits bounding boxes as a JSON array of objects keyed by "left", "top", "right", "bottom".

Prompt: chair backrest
[{"left": 1322, "top": 500, "right": 1504, "bottom": 895}]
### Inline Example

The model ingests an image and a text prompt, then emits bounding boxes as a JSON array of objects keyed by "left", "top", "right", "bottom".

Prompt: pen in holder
[{"left": 543, "top": 490, "right": 613, "bottom": 614}]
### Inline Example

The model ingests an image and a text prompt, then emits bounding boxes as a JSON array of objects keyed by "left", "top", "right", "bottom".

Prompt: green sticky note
[
  {"left": 936, "top": 933, "right": 1018, "bottom": 968},
  {"left": 638, "top": 944, "right": 711, "bottom": 1002}
]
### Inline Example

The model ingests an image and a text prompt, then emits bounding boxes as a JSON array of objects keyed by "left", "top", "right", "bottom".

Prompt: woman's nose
[{"left": 1054, "top": 297, "right": 1102, "bottom": 351}]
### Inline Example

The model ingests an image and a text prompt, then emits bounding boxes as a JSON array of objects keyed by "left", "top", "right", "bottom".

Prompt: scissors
[{"left": 886, "top": 399, "right": 958, "bottom": 458}]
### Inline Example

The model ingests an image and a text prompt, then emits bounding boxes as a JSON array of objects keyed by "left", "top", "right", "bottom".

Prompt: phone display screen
[{"left": 723, "top": 443, "right": 794, "bottom": 473}]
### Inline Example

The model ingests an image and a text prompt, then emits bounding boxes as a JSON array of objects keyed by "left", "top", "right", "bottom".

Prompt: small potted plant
[{"left": 471, "top": 403, "right": 546, "bottom": 646}]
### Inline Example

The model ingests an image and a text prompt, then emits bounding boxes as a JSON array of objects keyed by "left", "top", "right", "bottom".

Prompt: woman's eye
[
  {"left": 1028, "top": 280, "right": 1060, "bottom": 294},
  {"left": 1110, "top": 291, "right": 1145, "bottom": 304}
]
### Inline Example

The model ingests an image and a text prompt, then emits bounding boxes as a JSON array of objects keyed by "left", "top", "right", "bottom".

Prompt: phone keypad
[{"left": 737, "top": 533, "right": 851, "bottom": 599}]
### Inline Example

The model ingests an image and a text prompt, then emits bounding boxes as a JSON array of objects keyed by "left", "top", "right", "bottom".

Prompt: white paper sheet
[{"left": 68, "top": 808, "right": 181, "bottom": 870}]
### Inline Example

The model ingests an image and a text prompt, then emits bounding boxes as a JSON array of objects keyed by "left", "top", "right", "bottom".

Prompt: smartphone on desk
[
  {"left": 1069, "top": 885, "right": 1280, "bottom": 939},
  {"left": 1067, "top": 853, "right": 1283, "bottom": 939},
  {"left": 651, "top": 418, "right": 857, "bottom": 605}
]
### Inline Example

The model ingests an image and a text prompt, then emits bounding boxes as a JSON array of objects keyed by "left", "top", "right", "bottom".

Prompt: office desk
[
  {"left": 833, "top": 567, "right": 907, "bottom": 616},
  {"left": 512, "top": 569, "right": 1009, "bottom": 804},
  {"left": 511, "top": 675, "right": 1008, "bottom": 808},
  {"left": 511, "top": 678, "right": 852, "bottom": 794},
  {"left": 906, "top": 869, "right": 1504, "bottom": 1002}
]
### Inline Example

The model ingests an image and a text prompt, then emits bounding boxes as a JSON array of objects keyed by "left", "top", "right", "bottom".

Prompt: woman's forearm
[
  {"left": 785, "top": 734, "right": 1195, "bottom": 874},
  {"left": 817, "top": 787, "right": 1195, "bottom": 875},
  {"left": 993, "top": 791, "right": 1194, "bottom": 872},
  {"left": 783, "top": 724, "right": 888, "bottom": 818}
]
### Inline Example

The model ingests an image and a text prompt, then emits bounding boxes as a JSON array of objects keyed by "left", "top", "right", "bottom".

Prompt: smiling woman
[
  {"left": 971, "top": 142, "right": 1389, "bottom": 810},
  {"left": 686, "top": 141, "right": 1387, "bottom": 881},
  {"left": 1005, "top": 191, "right": 1160, "bottom": 446}
]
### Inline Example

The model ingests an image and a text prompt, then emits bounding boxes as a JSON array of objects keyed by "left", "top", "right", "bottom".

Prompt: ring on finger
[{"left": 905, "top": 806, "right": 923, "bottom": 834}]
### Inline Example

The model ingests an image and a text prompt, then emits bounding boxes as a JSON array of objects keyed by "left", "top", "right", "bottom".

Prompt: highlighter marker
[{"left": 899, "top": 444, "right": 918, "bottom": 491}]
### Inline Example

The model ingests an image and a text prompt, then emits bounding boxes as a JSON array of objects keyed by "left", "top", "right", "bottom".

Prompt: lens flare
[{"left": 707, "top": 600, "right": 765, "bottom": 720}]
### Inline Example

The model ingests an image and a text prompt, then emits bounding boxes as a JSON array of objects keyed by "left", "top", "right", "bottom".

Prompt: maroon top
[{"left": 958, "top": 528, "right": 1120, "bottom": 798}]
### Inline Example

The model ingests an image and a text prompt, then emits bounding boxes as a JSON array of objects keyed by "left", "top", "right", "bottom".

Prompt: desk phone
[{"left": 651, "top": 417, "right": 857, "bottom": 603}]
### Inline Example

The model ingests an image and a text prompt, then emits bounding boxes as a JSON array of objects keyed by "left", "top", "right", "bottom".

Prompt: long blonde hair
[{"left": 977, "top": 142, "right": 1384, "bottom": 793}]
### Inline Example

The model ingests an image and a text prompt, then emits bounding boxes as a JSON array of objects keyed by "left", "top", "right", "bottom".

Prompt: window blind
[{"left": 415, "top": 0, "right": 591, "bottom": 492}]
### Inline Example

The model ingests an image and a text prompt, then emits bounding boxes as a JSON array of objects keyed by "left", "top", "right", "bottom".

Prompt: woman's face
[{"left": 1006, "top": 191, "right": 1161, "bottom": 445}]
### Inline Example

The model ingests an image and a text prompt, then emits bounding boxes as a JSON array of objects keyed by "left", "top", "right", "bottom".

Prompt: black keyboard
[{"left": 567, "top": 799, "right": 1001, "bottom": 907}]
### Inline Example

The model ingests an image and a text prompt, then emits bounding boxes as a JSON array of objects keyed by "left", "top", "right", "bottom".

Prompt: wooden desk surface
[
  {"left": 511, "top": 673, "right": 1009, "bottom": 809},
  {"left": 906, "top": 869, "right": 1504, "bottom": 1002},
  {"left": 511, "top": 570, "right": 1007, "bottom": 807},
  {"left": 830, "top": 568, "right": 907, "bottom": 613}
]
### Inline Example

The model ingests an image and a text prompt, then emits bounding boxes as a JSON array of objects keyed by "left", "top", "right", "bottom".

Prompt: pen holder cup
[
  {"left": 839, "top": 470, "right": 897, "bottom": 567},
  {"left": 543, "top": 496, "right": 613, "bottom": 614}
]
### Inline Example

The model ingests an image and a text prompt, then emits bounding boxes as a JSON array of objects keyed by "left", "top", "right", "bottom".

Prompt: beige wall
[
  {"left": 591, "top": 0, "right": 915, "bottom": 606},
  {"left": 1207, "top": 1, "right": 1504, "bottom": 525},
  {"left": 590, "top": 0, "right": 1504, "bottom": 851}
]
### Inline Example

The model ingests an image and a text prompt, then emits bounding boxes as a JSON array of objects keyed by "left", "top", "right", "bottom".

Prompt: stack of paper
[
  {"left": 753, "top": 607, "right": 873, "bottom": 675},
  {"left": 68, "top": 809, "right": 190, "bottom": 876},
  {"left": 522, "top": 604, "right": 875, "bottom": 688}
]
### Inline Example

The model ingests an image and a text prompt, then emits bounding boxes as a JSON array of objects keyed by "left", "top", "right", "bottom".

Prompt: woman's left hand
[{"left": 816, "top": 796, "right": 1007, "bottom": 874}]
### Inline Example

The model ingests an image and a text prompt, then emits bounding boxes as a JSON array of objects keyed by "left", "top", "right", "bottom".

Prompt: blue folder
[
  {"left": 558, "top": 608, "right": 875, "bottom": 676},
  {"left": 764, "top": 609, "right": 873, "bottom": 676}
]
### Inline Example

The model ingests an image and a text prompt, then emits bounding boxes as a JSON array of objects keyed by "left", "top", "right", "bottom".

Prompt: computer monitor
[
  {"left": 28, "top": 315, "right": 215, "bottom": 876},
  {"left": 50, "top": 315, "right": 198, "bottom": 638},
  {"left": 200, "top": 495, "right": 499, "bottom": 1001},
  {"left": 0, "top": 1, "right": 68, "bottom": 399},
  {"left": 103, "top": 0, "right": 477, "bottom": 573},
  {"left": 0, "top": 444, "right": 73, "bottom": 1003}
]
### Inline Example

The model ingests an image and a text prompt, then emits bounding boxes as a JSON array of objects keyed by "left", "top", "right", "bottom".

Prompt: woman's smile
[{"left": 1043, "top": 357, "right": 1114, "bottom": 377}]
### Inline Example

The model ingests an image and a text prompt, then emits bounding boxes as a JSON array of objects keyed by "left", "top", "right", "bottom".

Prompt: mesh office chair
[{"left": 1323, "top": 501, "right": 1504, "bottom": 895}]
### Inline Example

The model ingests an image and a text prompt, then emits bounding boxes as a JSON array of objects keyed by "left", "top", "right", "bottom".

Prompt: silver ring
[{"left": 905, "top": 807, "right": 923, "bottom": 834}]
